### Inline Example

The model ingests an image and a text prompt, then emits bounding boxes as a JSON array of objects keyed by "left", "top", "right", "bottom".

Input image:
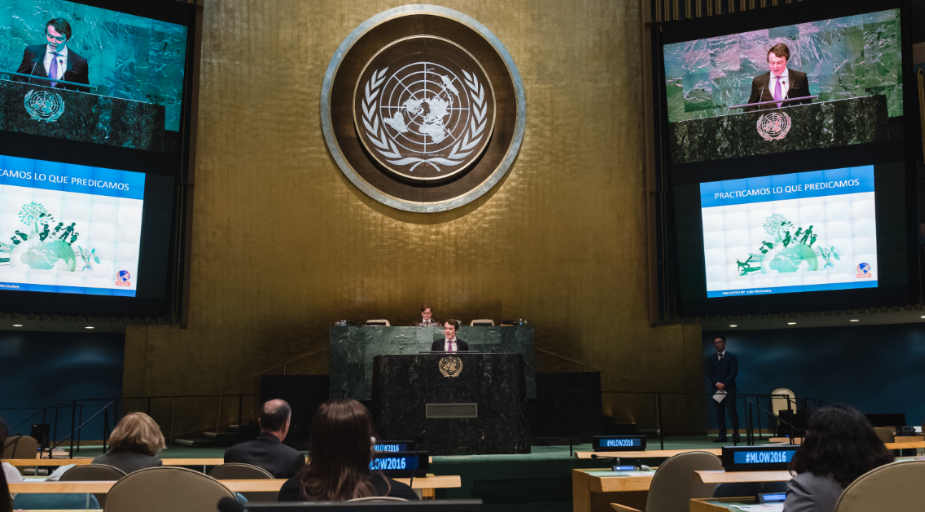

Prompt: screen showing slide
[
  {"left": 0, "top": 154, "right": 145, "bottom": 296},
  {"left": 0, "top": 0, "right": 189, "bottom": 153},
  {"left": 662, "top": 8, "right": 903, "bottom": 164},
  {"left": 700, "top": 166, "right": 877, "bottom": 298}
]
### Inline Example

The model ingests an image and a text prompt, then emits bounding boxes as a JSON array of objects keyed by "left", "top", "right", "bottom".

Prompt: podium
[
  {"left": 669, "top": 95, "right": 891, "bottom": 164},
  {"left": 0, "top": 80, "right": 165, "bottom": 151},
  {"left": 372, "top": 353, "right": 530, "bottom": 455}
]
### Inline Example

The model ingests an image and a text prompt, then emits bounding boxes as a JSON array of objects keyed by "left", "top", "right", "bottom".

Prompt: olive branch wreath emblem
[{"left": 361, "top": 68, "right": 488, "bottom": 173}]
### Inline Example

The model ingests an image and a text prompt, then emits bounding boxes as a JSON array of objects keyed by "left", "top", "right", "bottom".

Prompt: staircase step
[
  {"left": 204, "top": 432, "right": 240, "bottom": 439},
  {"left": 173, "top": 438, "right": 216, "bottom": 448}
]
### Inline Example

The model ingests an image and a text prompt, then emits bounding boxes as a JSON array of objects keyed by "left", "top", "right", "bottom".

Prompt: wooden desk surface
[
  {"left": 5, "top": 458, "right": 227, "bottom": 467},
  {"left": 9, "top": 476, "right": 461, "bottom": 494},
  {"left": 694, "top": 470, "right": 792, "bottom": 484},
  {"left": 884, "top": 443, "right": 914, "bottom": 450},
  {"left": 893, "top": 436, "right": 924, "bottom": 443},
  {"left": 575, "top": 449, "right": 721, "bottom": 459},
  {"left": 689, "top": 497, "right": 760, "bottom": 512},
  {"left": 572, "top": 469, "right": 655, "bottom": 492}
]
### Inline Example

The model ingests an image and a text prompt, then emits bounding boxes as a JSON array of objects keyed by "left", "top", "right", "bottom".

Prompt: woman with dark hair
[
  {"left": 277, "top": 399, "right": 418, "bottom": 502},
  {"left": 0, "top": 419, "right": 15, "bottom": 512},
  {"left": 783, "top": 404, "right": 894, "bottom": 512}
]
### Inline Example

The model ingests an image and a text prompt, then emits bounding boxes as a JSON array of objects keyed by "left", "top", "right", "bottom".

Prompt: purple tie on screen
[
  {"left": 48, "top": 53, "right": 59, "bottom": 88},
  {"left": 773, "top": 76, "right": 782, "bottom": 108}
]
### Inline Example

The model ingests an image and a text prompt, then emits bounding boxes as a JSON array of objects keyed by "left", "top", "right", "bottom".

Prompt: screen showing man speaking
[
  {"left": 0, "top": 154, "right": 146, "bottom": 296},
  {"left": 661, "top": 8, "right": 903, "bottom": 165},
  {"left": 0, "top": 0, "right": 189, "bottom": 154},
  {"left": 700, "top": 166, "right": 877, "bottom": 298}
]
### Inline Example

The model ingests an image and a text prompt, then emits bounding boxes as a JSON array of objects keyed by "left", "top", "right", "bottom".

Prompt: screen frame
[{"left": 656, "top": 0, "right": 920, "bottom": 318}]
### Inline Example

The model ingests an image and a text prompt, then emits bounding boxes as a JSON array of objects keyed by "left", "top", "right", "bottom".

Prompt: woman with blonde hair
[
  {"left": 92, "top": 412, "right": 165, "bottom": 474},
  {"left": 277, "top": 399, "right": 418, "bottom": 501}
]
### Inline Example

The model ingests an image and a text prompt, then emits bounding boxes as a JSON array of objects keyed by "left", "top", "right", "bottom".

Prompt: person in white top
[
  {"left": 430, "top": 320, "right": 469, "bottom": 351},
  {"left": 417, "top": 304, "right": 438, "bottom": 326}
]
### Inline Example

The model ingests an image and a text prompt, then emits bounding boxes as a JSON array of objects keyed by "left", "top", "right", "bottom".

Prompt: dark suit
[
  {"left": 745, "top": 69, "right": 811, "bottom": 112},
  {"left": 431, "top": 338, "right": 469, "bottom": 351},
  {"left": 223, "top": 432, "right": 306, "bottom": 479},
  {"left": 14, "top": 44, "right": 90, "bottom": 92},
  {"left": 706, "top": 351, "right": 739, "bottom": 439}
]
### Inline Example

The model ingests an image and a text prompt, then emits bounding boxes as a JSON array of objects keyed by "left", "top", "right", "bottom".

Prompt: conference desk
[
  {"left": 689, "top": 497, "right": 765, "bottom": 512},
  {"left": 575, "top": 449, "right": 721, "bottom": 459},
  {"left": 9, "top": 475, "right": 462, "bottom": 494},
  {"left": 573, "top": 469, "right": 655, "bottom": 512},
  {"left": 5, "top": 458, "right": 229, "bottom": 474}
]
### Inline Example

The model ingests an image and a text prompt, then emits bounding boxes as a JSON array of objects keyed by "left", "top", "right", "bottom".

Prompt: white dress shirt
[
  {"left": 444, "top": 338, "right": 458, "bottom": 352},
  {"left": 3, "top": 461, "right": 24, "bottom": 497},
  {"left": 44, "top": 44, "right": 68, "bottom": 81},
  {"left": 771, "top": 68, "right": 790, "bottom": 101},
  {"left": 716, "top": 350, "right": 727, "bottom": 361}
]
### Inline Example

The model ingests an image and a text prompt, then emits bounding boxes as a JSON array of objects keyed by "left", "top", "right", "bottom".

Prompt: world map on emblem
[{"left": 354, "top": 36, "right": 496, "bottom": 180}]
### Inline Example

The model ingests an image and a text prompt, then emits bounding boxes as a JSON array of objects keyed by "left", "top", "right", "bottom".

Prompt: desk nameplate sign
[
  {"left": 721, "top": 445, "right": 799, "bottom": 472},
  {"left": 593, "top": 435, "right": 647, "bottom": 452}
]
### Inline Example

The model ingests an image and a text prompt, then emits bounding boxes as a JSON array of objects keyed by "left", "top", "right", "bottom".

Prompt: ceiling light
[
  {"left": 12, "top": 324, "right": 22, "bottom": 327},
  {"left": 729, "top": 324, "right": 738, "bottom": 328},
  {"left": 788, "top": 322, "right": 796, "bottom": 325},
  {"left": 850, "top": 319, "right": 859, "bottom": 322},
  {"left": 85, "top": 326, "right": 94, "bottom": 329}
]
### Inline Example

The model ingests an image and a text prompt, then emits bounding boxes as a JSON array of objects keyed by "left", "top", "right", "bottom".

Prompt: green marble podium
[
  {"left": 329, "top": 325, "right": 536, "bottom": 400},
  {"left": 0, "top": 80, "right": 165, "bottom": 151},
  {"left": 669, "top": 95, "right": 890, "bottom": 165}
]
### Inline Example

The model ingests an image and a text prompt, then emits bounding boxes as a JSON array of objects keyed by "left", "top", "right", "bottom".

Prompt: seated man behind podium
[
  {"left": 224, "top": 399, "right": 305, "bottom": 479},
  {"left": 416, "top": 304, "right": 438, "bottom": 326},
  {"left": 14, "top": 18, "right": 90, "bottom": 92},
  {"left": 431, "top": 319, "right": 469, "bottom": 352},
  {"left": 745, "top": 43, "right": 811, "bottom": 112}
]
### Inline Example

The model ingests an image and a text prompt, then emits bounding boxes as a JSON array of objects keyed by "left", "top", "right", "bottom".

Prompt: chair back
[
  {"left": 59, "top": 464, "right": 127, "bottom": 508},
  {"left": 208, "top": 463, "right": 276, "bottom": 502},
  {"left": 104, "top": 466, "right": 235, "bottom": 512},
  {"left": 470, "top": 319, "right": 495, "bottom": 326},
  {"left": 834, "top": 460, "right": 925, "bottom": 512},
  {"left": 366, "top": 319, "right": 391, "bottom": 326},
  {"left": 770, "top": 388, "right": 796, "bottom": 419},
  {"left": 645, "top": 451, "right": 722, "bottom": 512},
  {"left": 13, "top": 493, "right": 101, "bottom": 510},
  {"left": 348, "top": 496, "right": 409, "bottom": 502},
  {"left": 2, "top": 435, "right": 38, "bottom": 460},
  {"left": 873, "top": 427, "right": 894, "bottom": 444}
]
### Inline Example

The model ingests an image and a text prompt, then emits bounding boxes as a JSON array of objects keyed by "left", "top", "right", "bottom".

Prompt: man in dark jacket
[
  {"left": 224, "top": 399, "right": 305, "bottom": 478},
  {"left": 14, "top": 18, "right": 90, "bottom": 92},
  {"left": 706, "top": 335, "right": 739, "bottom": 442}
]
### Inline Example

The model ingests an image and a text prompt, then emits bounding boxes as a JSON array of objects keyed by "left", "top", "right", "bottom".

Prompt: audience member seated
[
  {"left": 0, "top": 419, "right": 12, "bottom": 512},
  {"left": 224, "top": 399, "right": 305, "bottom": 479},
  {"left": 277, "top": 399, "right": 419, "bottom": 502},
  {"left": 784, "top": 404, "right": 893, "bottom": 512},
  {"left": 92, "top": 412, "right": 165, "bottom": 473}
]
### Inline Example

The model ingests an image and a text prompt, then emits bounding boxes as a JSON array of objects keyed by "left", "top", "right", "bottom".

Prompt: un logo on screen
[
  {"left": 756, "top": 112, "right": 791, "bottom": 141},
  {"left": 355, "top": 35, "right": 496, "bottom": 181},
  {"left": 439, "top": 355, "right": 463, "bottom": 378},
  {"left": 24, "top": 90, "right": 65, "bottom": 123}
]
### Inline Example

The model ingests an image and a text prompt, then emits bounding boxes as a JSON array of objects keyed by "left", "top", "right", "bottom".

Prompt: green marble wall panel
[
  {"left": 669, "top": 96, "right": 889, "bottom": 165},
  {"left": 330, "top": 326, "right": 536, "bottom": 401},
  {"left": 663, "top": 9, "right": 902, "bottom": 124},
  {"left": 0, "top": 0, "right": 187, "bottom": 132}
]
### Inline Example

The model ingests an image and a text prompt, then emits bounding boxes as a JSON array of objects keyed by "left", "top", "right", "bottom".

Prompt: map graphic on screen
[
  {"left": 0, "top": 0, "right": 189, "bottom": 153},
  {"left": 0, "top": 154, "right": 145, "bottom": 296},
  {"left": 700, "top": 166, "right": 877, "bottom": 298}
]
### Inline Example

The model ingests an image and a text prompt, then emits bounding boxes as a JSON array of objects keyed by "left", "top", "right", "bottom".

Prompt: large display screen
[
  {"left": 701, "top": 166, "right": 877, "bottom": 298},
  {"left": 0, "top": 0, "right": 189, "bottom": 154},
  {"left": 0, "top": 155, "right": 145, "bottom": 296},
  {"left": 662, "top": 5, "right": 905, "bottom": 165}
]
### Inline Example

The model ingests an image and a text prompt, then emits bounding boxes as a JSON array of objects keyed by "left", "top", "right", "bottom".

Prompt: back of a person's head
[
  {"left": 790, "top": 404, "right": 893, "bottom": 487},
  {"left": 108, "top": 412, "right": 165, "bottom": 456},
  {"left": 0, "top": 418, "right": 13, "bottom": 512},
  {"left": 299, "top": 399, "right": 379, "bottom": 501},
  {"left": 259, "top": 399, "right": 291, "bottom": 432}
]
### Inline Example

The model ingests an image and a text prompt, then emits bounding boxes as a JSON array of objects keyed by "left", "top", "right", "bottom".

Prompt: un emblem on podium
[
  {"left": 24, "top": 90, "right": 65, "bottom": 123},
  {"left": 439, "top": 355, "right": 463, "bottom": 378},
  {"left": 757, "top": 112, "right": 791, "bottom": 141}
]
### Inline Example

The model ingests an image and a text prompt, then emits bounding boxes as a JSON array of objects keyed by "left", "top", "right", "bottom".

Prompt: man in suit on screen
[
  {"left": 14, "top": 18, "right": 90, "bottom": 92},
  {"left": 706, "top": 335, "right": 740, "bottom": 442},
  {"left": 431, "top": 319, "right": 469, "bottom": 352},
  {"left": 745, "top": 43, "right": 811, "bottom": 112}
]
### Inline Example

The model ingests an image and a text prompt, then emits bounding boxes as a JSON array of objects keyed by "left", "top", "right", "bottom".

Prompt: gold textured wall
[{"left": 123, "top": 0, "right": 705, "bottom": 436}]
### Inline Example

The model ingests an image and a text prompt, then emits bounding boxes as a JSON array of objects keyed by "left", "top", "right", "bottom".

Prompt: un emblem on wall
[
  {"left": 321, "top": 5, "right": 525, "bottom": 212},
  {"left": 355, "top": 36, "right": 495, "bottom": 180},
  {"left": 439, "top": 355, "right": 463, "bottom": 378},
  {"left": 24, "top": 90, "right": 65, "bottom": 123},
  {"left": 757, "top": 112, "right": 791, "bottom": 141}
]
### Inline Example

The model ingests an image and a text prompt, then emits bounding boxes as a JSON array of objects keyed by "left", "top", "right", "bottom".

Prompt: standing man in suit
[
  {"left": 14, "top": 18, "right": 90, "bottom": 92},
  {"left": 706, "top": 335, "right": 740, "bottom": 443},
  {"left": 431, "top": 319, "right": 469, "bottom": 352},
  {"left": 224, "top": 399, "right": 305, "bottom": 479},
  {"left": 745, "top": 43, "right": 811, "bottom": 112}
]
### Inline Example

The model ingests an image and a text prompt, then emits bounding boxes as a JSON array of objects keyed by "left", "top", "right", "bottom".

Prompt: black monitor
[
  {"left": 864, "top": 413, "right": 906, "bottom": 428},
  {"left": 244, "top": 501, "right": 482, "bottom": 511}
]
